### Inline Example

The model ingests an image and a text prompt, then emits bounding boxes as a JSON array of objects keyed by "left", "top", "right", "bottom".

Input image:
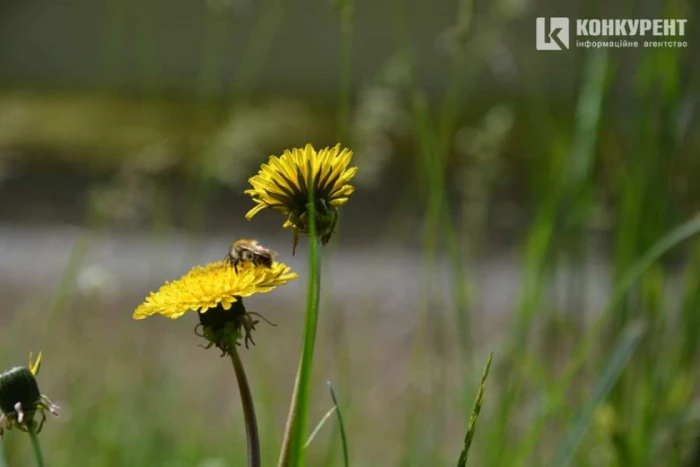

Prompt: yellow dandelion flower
[
  {"left": 133, "top": 260, "right": 296, "bottom": 320},
  {"left": 134, "top": 260, "right": 297, "bottom": 354},
  {"left": 0, "top": 352, "right": 59, "bottom": 438},
  {"left": 245, "top": 143, "right": 358, "bottom": 253}
]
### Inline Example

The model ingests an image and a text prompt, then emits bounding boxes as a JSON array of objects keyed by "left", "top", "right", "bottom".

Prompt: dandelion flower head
[
  {"left": 245, "top": 143, "right": 358, "bottom": 251},
  {"left": 133, "top": 260, "right": 297, "bottom": 320}
]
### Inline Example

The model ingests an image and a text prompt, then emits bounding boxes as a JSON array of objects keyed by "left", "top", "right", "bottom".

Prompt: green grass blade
[
  {"left": 304, "top": 407, "right": 337, "bottom": 449},
  {"left": 457, "top": 352, "right": 493, "bottom": 467},
  {"left": 564, "top": 214, "right": 700, "bottom": 386},
  {"left": 328, "top": 382, "right": 350, "bottom": 467},
  {"left": 516, "top": 214, "right": 700, "bottom": 462},
  {"left": 42, "top": 235, "right": 90, "bottom": 337},
  {"left": 333, "top": 0, "right": 354, "bottom": 142},
  {"left": 552, "top": 322, "right": 646, "bottom": 466},
  {"left": 233, "top": 0, "right": 285, "bottom": 100},
  {"left": 569, "top": 48, "right": 608, "bottom": 184},
  {"left": 611, "top": 214, "right": 700, "bottom": 308}
]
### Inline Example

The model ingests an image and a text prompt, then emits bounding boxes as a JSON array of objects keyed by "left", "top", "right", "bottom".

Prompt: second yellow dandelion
[{"left": 244, "top": 143, "right": 358, "bottom": 253}]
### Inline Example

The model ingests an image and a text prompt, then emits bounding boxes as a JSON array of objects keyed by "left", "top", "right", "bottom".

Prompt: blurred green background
[{"left": 0, "top": 0, "right": 699, "bottom": 465}]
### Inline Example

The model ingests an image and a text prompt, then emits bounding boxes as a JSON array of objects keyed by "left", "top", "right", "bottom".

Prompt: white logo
[
  {"left": 536, "top": 17, "right": 570, "bottom": 50},
  {"left": 537, "top": 18, "right": 688, "bottom": 50}
]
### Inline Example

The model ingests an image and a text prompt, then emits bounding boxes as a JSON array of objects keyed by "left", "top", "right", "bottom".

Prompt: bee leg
[{"left": 234, "top": 260, "right": 239, "bottom": 274}]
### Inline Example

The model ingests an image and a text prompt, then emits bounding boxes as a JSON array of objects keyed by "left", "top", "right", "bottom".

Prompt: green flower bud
[
  {"left": 0, "top": 367, "right": 41, "bottom": 416},
  {"left": 0, "top": 354, "right": 59, "bottom": 438}
]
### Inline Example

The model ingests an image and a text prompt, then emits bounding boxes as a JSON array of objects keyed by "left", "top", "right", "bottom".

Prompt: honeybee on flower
[{"left": 225, "top": 238, "right": 275, "bottom": 274}]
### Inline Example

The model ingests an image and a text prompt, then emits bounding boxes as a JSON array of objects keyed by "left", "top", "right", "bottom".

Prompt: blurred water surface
[{"left": 0, "top": 223, "right": 612, "bottom": 326}]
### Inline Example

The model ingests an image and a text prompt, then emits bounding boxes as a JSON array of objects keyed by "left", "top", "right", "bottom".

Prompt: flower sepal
[
  {"left": 196, "top": 299, "right": 275, "bottom": 356},
  {"left": 287, "top": 199, "right": 339, "bottom": 253}
]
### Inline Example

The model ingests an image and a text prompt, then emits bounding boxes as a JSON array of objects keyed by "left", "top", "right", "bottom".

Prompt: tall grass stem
[
  {"left": 327, "top": 382, "right": 349, "bottom": 467},
  {"left": 553, "top": 322, "right": 646, "bottom": 466},
  {"left": 304, "top": 407, "right": 337, "bottom": 449},
  {"left": 457, "top": 352, "right": 493, "bottom": 467},
  {"left": 335, "top": 0, "right": 354, "bottom": 142}
]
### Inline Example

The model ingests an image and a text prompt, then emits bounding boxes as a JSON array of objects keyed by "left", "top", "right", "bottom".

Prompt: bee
[{"left": 225, "top": 238, "right": 275, "bottom": 273}]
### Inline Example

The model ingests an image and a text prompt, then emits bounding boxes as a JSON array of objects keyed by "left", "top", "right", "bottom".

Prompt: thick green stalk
[
  {"left": 279, "top": 196, "right": 322, "bottom": 467},
  {"left": 230, "top": 346, "right": 261, "bottom": 467},
  {"left": 28, "top": 422, "right": 44, "bottom": 467}
]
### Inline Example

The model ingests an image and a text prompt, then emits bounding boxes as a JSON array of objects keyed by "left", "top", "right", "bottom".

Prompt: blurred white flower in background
[
  {"left": 127, "top": 141, "right": 178, "bottom": 175},
  {"left": 87, "top": 139, "right": 177, "bottom": 227},
  {"left": 76, "top": 264, "right": 117, "bottom": 298},
  {"left": 88, "top": 171, "right": 159, "bottom": 227},
  {"left": 350, "top": 86, "right": 408, "bottom": 188},
  {"left": 204, "top": 100, "right": 328, "bottom": 188},
  {"left": 455, "top": 104, "right": 514, "bottom": 235}
]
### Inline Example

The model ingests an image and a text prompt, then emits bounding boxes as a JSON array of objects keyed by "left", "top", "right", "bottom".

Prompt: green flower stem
[
  {"left": 230, "top": 346, "right": 261, "bottom": 467},
  {"left": 28, "top": 422, "right": 44, "bottom": 467},
  {"left": 278, "top": 234, "right": 322, "bottom": 467}
]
